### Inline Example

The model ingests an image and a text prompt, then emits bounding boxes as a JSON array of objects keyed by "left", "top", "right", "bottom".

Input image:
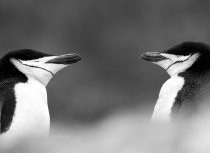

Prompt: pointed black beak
[
  {"left": 46, "top": 53, "right": 81, "bottom": 64},
  {"left": 140, "top": 52, "right": 168, "bottom": 62}
]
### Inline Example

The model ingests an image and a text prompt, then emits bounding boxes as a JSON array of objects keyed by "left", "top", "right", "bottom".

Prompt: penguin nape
[
  {"left": 141, "top": 42, "right": 210, "bottom": 122},
  {"left": 0, "top": 49, "right": 81, "bottom": 147}
]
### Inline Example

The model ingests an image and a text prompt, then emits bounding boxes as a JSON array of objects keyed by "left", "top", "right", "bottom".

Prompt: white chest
[
  {"left": 151, "top": 75, "right": 184, "bottom": 122},
  {"left": 0, "top": 78, "right": 50, "bottom": 146}
]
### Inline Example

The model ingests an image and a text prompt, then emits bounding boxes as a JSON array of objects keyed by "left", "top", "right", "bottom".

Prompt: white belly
[
  {"left": 151, "top": 75, "right": 184, "bottom": 122},
  {"left": 0, "top": 78, "right": 50, "bottom": 148}
]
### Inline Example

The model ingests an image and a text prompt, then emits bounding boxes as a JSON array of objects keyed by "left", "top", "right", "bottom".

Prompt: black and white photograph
[{"left": 0, "top": 0, "right": 210, "bottom": 153}]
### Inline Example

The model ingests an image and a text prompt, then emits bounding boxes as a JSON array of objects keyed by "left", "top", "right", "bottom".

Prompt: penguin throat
[
  {"left": 10, "top": 59, "right": 53, "bottom": 86},
  {"left": 166, "top": 55, "right": 191, "bottom": 71},
  {"left": 20, "top": 62, "right": 54, "bottom": 77},
  {"left": 165, "top": 53, "right": 200, "bottom": 77}
]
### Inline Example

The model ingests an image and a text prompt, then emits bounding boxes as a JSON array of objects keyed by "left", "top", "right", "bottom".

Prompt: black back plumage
[
  {"left": 167, "top": 42, "right": 210, "bottom": 120},
  {"left": 0, "top": 49, "right": 52, "bottom": 133}
]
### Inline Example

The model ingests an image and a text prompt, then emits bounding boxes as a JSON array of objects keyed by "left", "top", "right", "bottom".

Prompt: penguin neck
[
  {"left": 10, "top": 58, "right": 54, "bottom": 86},
  {"left": 151, "top": 74, "right": 185, "bottom": 122},
  {"left": 0, "top": 59, "right": 27, "bottom": 85},
  {"left": 187, "top": 54, "right": 210, "bottom": 74}
]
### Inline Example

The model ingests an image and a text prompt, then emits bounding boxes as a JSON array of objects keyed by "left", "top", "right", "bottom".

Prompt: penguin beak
[
  {"left": 140, "top": 52, "right": 168, "bottom": 62},
  {"left": 46, "top": 53, "right": 81, "bottom": 64}
]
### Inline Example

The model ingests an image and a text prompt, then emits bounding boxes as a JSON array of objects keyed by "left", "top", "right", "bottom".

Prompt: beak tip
[
  {"left": 140, "top": 53, "right": 152, "bottom": 61},
  {"left": 65, "top": 53, "right": 82, "bottom": 64},
  {"left": 73, "top": 54, "right": 82, "bottom": 62},
  {"left": 140, "top": 53, "right": 147, "bottom": 60}
]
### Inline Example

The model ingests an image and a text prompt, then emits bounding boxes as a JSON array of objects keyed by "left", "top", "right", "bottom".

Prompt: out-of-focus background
[{"left": 2, "top": 0, "right": 210, "bottom": 152}]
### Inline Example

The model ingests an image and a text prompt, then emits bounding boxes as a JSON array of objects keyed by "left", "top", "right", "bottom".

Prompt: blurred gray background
[{"left": 0, "top": 0, "right": 209, "bottom": 125}]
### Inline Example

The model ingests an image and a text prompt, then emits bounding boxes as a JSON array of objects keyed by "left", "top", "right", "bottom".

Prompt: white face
[
  {"left": 10, "top": 56, "right": 69, "bottom": 86},
  {"left": 152, "top": 53, "right": 200, "bottom": 77}
]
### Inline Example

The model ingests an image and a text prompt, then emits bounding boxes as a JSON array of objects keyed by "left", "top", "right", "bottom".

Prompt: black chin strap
[
  {"left": 18, "top": 59, "right": 54, "bottom": 77},
  {"left": 166, "top": 55, "right": 192, "bottom": 71}
]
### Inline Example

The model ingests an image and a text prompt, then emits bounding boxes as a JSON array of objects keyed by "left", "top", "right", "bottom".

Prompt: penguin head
[
  {"left": 0, "top": 49, "right": 81, "bottom": 86},
  {"left": 140, "top": 42, "right": 210, "bottom": 77}
]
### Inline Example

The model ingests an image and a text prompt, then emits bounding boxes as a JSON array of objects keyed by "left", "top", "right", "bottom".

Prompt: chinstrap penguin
[
  {"left": 0, "top": 49, "right": 81, "bottom": 148},
  {"left": 141, "top": 42, "right": 210, "bottom": 122}
]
